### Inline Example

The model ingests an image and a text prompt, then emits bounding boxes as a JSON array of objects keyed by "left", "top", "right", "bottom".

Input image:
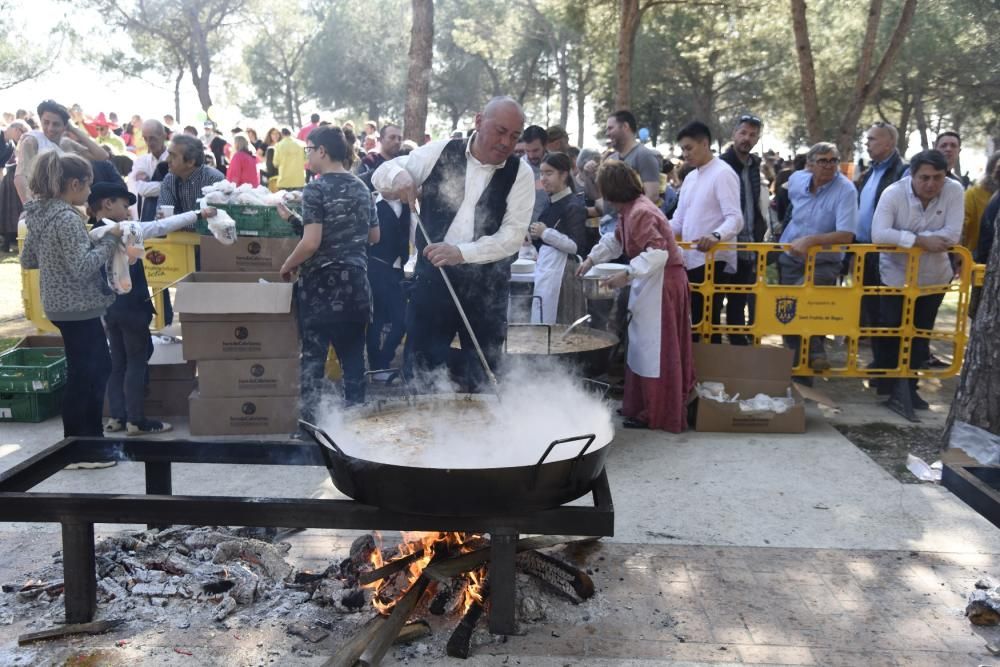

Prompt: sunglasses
[{"left": 738, "top": 114, "right": 762, "bottom": 127}]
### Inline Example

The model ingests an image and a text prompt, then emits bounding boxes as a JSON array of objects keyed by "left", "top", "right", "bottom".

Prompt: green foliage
[
  {"left": 303, "top": 0, "right": 409, "bottom": 122},
  {"left": 0, "top": 2, "right": 70, "bottom": 91}
]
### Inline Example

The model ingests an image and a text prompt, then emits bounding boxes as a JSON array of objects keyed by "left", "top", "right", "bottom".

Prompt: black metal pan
[{"left": 299, "top": 399, "right": 612, "bottom": 516}]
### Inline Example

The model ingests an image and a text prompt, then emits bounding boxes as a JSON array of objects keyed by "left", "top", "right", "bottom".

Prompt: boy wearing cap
[{"left": 87, "top": 181, "right": 217, "bottom": 435}]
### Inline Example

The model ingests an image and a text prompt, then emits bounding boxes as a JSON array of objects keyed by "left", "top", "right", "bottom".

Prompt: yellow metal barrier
[{"left": 683, "top": 242, "right": 983, "bottom": 378}]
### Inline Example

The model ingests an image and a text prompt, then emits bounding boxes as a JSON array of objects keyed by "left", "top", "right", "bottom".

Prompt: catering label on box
[
  {"left": 180, "top": 317, "right": 298, "bottom": 360},
  {"left": 693, "top": 344, "right": 806, "bottom": 433},
  {"left": 197, "top": 358, "right": 299, "bottom": 398},
  {"left": 199, "top": 237, "right": 298, "bottom": 273},
  {"left": 188, "top": 391, "right": 298, "bottom": 436}
]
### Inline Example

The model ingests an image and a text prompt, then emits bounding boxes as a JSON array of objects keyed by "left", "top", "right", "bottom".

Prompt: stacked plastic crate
[{"left": 0, "top": 347, "right": 67, "bottom": 423}]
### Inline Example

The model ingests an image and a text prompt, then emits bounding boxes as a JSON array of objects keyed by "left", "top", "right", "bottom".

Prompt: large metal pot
[
  {"left": 502, "top": 323, "right": 618, "bottom": 376},
  {"left": 300, "top": 395, "right": 612, "bottom": 516},
  {"left": 581, "top": 275, "right": 616, "bottom": 300}
]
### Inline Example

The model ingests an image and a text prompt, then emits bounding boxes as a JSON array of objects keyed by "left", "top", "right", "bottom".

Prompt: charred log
[
  {"left": 358, "top": 575, "right": 430, "bottom": 666},
  {"left": 446, "top": 575, "right": 490, "bottom": 660},
  {"left": 429, "top": 579, "right": 466, "bottom": 616},
  {"left": 358, "top": 549, "right": 424, "bottom": 586},
  {"left": 516, "top": 550, "right": 594, "bottom": 603}
]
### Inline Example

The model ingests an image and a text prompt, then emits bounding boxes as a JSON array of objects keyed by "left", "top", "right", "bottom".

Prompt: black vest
[
  {"left": 417, "top": 139, "right": 520, "bottom": 291},
  {"left": 371, "top": 199, "right": 411, "bottom": 267}
]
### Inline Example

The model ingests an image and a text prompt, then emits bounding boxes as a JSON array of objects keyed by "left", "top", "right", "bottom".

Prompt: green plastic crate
[
  {"left": 198, "top": 204, "right": 300, "bottom": 238},
  {"left": 0, "top": 347, "right": 67, "bottom": 392},
  {"left": 0, "top": 387, "right": 64, "bottom": 423}
]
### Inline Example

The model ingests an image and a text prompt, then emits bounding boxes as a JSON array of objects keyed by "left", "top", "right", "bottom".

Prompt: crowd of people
[{"left": 3, "top": 96, "right": 998, "bottom": 446}]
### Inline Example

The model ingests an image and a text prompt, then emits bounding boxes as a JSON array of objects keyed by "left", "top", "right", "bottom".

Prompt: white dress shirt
[
  {"left": 371, "top": 136, "right": 534, "bottom": 264},
  {"left": 668, "top": 156, "right": 743, "bottom": 271},
  {"left": 127, "top": 149, "right": 169, "bottom": 199},
  {"left": 871, "top": 176, "right": 963, "bottom": 287}
]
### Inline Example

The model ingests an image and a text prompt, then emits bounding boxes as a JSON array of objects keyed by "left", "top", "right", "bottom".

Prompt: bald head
[
  {"left": 142, "top": 119, "right": 167, "bottom": 157},
  {"left": 473, "top": 96, "right": 525, "bottom": 165}
]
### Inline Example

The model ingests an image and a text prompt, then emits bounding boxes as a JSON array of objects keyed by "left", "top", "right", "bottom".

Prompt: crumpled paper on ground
[
  {"left": 906, "top": 454, "right": 942, "bottom": 482},
  {"left": 695, "top": 382, "right": 796, "bottom": 414}
]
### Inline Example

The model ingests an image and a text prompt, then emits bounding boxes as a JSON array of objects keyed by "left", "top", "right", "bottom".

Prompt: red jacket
[{"left": 226, "top": 150, "right": 260, "bottom": 187}]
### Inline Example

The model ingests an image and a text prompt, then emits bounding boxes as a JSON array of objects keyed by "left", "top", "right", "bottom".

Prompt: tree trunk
[
  {"left": 915, "top": 92, "right": 929, "bottom": 149},
  {"left": 896, "top": 78, "right": 913, "bottom": 155},
  {"left": 832, "top": 0, "right": 918, "bottom": 159},
  {"left": 368, "top": 102, "right": 380, "bottom": 126},
  {"left": 615, "top": 0, "right": 641, "bottom": 110},
  {"left": 403, "top": 0, "right": 434, "bottom": 143},
  {"left": 790, "top": 0, "right": 822, "bottom": 144},
  {"left": 284, "top": 81, "right": 296, "bottom": 128},
  {"left": 558, "top": 59, "right": 570, "bottom": 129},
  {"left": 174, "top": 68, "right": 184, "bottom": 124},
  {"left": 576, "top": 74, "right": 586, "bottom": 148},
  {"left": 943, "top": 214, "right": 1000, "bottom": 443}
]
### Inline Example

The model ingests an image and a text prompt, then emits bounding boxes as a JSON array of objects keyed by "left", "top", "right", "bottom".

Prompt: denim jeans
[
  {"left": 52, "top": 317, "right": 112, "bottom": 437},
  {"left": 105, "top": 309, "right": 153, "bottom": 423}
]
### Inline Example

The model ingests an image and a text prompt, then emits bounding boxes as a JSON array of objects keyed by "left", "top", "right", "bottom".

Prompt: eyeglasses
[
  {"left": 305, "top": 146, "right": 317, "bottom": 152},
  {"left": 737, "top": 114, "right": 762, "bottom": 127},
  {"left": 813, "top": 157, "right": 839, "bottom": 166}
]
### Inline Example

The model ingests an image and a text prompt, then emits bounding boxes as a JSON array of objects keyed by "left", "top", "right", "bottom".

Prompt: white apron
[
  {"left": 531, "top": 244, "right": 567, "bottom": 324},
  {"left": 626, "top": 249, "right": 668, "bottom": 378}
]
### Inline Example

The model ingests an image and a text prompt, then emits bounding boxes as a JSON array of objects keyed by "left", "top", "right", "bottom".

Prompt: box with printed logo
[
  {"left": 173, "top": 273, "right": 297, "bottom": 360},
  {"left": 198, "top": 236, "right": 298, "bottom": 273},
  {"left": 197, "top": 358, "right": 299, "bottom": 398},
  {"left": 187, "top": 391, "right": 298, "bottom": 436}
]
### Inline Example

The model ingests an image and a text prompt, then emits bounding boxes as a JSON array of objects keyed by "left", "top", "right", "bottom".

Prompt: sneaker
[
  {"left": 125, "top": 419, "right": 173, "bottom": 436},
  {"left": 910, "top": 393, "right": 930, "bottom": 411},
  {"left": 65, "top": 461, "right": 117, "bottom": 470},
  {"left": 105, "top": 418, "right": 125, "bottom": 433}
]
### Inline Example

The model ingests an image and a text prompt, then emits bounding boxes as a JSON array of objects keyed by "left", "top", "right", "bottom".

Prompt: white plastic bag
[
  {"left": 949, "top": 421, "right": 1000, "bottom": 465},
  {"left": 206, "top": 208, "right": 237, "bottom": 245}
]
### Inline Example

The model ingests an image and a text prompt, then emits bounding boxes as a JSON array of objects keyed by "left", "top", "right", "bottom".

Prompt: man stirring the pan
[{"left": 372, "top": 97, "right": 534, "bottom": 389}]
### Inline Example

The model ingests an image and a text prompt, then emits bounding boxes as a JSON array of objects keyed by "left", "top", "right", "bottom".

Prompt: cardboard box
[
  {"left": 197, "top": 358, "right": 299, "bottom": 398},
  {"left": 148, "top": 341, "right": 196, "bottom": 380},
  {"left": 188, "top": 391, "right": 298, "bottom": 436},
  {"left": 180, "top": 317, "right": 298, "bottom": 360},
  {"left": 199, "top": 236, "right": 298, "bottom": 273},
  {"left": 144, "top": 378, "right": 196, "bottom": 417},
  {"left": 173, "top": 272, "right": 294, "bottom": 315},
  {"left": 693, "top": 344, "right": 806, "bottom": 433},
  {"left": 173, "top": 273, "right": 297, "bottom": 360},
  {"left": 103, "top": 378, "right": 196, "bottom": 418},
  {"left": 15, "top": 334, "right": 64, "bottom": 349}
]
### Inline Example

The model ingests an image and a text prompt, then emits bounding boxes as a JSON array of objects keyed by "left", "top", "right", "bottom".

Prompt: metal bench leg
[
  {"left": 489, "top": 529, "right": 517, "bottom": 635},
  {"left": 62, "top": 521, "right": 96, "bottom": 623},
  {"left": 145, "top": 461, "right": 172, "bottom": 530}
]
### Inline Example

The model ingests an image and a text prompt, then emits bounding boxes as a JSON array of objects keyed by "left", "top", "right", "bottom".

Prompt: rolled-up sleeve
[
  {"left": 371, "top": 139, "right": 448, "bottom": 198},
  {"left": 457, "top": 162, "right": 534, "bottom": 264},
  {"left": 871, "top": 186, "right": 914, "bottom": 247}
]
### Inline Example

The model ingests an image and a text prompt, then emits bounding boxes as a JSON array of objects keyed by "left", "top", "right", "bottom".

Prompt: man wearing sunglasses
[
  {"left": 778, "top": 142, "right": 857, "bottom": 379},
  {"left": 720, "top": 113, "right": 767, "bottom": 345}
]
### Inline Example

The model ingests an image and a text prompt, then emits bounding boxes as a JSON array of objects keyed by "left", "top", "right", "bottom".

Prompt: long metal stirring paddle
[{"left": 411, "top": 203, "right": 501, "bottom": 399}]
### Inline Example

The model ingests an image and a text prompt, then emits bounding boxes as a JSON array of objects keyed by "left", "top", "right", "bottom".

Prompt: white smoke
[{"left": 314, "top": 359, "right": 613, "bottom": 470}]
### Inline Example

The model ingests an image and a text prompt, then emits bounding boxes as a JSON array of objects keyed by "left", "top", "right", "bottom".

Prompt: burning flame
[{"left": 367, "top": 531, "right": 485, "bottom": 615}]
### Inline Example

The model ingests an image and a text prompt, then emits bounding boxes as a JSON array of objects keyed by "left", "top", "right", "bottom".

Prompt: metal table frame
[{"left": 0, "top": 437, "right": 614, "bottom": 634}]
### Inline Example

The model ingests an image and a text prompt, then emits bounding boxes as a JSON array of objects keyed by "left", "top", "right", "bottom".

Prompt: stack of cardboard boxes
[{"left": 175, "top": 236, "right": 300, "bottom": 436}]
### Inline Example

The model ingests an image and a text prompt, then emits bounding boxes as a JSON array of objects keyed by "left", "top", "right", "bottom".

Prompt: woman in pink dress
[{"left": 578, "top": 160, "right": 695, "bottom": 432}]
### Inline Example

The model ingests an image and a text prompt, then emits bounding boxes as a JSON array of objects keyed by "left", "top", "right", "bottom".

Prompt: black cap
[{"left": 87, "top": 181, "right": 137, "bottom": 208}]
